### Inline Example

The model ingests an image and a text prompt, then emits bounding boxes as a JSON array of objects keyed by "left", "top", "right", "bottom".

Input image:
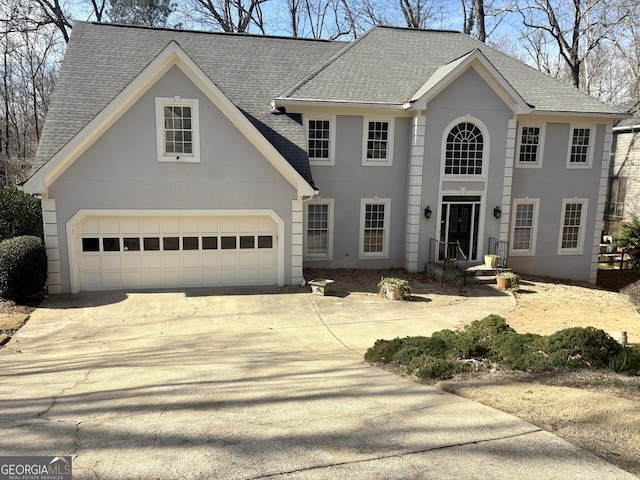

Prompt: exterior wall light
[
  {"left": 493, "top": 206, "right": 502, "bottom": 219},
  {"left": 424, "top": 206, "right": 432, "bottom": 219}
]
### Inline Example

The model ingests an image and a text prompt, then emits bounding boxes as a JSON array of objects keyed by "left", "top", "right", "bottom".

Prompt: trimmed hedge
[
  {"left": 365, "top": 315, "right": 637, "bottom": 379},
  {"left": 0, "top": 235, "right": 47, "bottom": 300},
  {"left": 0, "top": 187, "right": 43, "bottom": 242}
]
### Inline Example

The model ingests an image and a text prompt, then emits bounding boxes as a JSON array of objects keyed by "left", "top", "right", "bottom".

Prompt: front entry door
[{"left": 440, "top": 196, "right": 481, "bottom": 260}]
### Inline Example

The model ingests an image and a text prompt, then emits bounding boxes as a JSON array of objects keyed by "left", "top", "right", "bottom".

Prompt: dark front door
[
  {"left": 447, "top": 204, "right": 473, "bottom": 255},
  {"left": 440, "top": 197, "right": 481, "bottom": 260}
]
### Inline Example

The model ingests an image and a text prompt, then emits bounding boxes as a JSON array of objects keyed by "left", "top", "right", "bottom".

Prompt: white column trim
[
  {"left": 42, "top": 198, "right": 61, "bottom": 294},
  {"left": 590, "top": 124, "right": 613, "bottom": 284},
  {"left": 291, "top": 199, "right": 304, "bottom": 285},
  {"left": 405, "top": 114, "right": 426, "bottom": 272},
  {"left": 500, "top": 118, "right": 517, "bottom": 243}
]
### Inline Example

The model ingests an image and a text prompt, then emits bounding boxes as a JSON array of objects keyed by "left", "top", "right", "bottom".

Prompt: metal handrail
[{"left": 488, "top": 237, "right": 509, "bottom": 269}]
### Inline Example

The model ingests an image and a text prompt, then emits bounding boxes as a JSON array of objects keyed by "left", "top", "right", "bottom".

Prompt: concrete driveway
[{"left": 0, "top": 286, "right": 633, "bottom": 479}]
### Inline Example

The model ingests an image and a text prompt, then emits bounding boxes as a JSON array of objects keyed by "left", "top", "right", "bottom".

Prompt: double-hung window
[
  {"left": 155, "top": 97, "right": 200, "bottom": 162},
  {"left": 516, "top": 124, "right": 545, "bottom": 167},
  {"left": 567, "top": 125, "right": 594, "bottom": 168},
  {"left": 363, "top": 118, "right": 394, "bottom": 166},
  {"left": 510, "top": 199, "right": 539, "bottom": 255},
  {"left": 558, "top": 198, "right": 588, "bottom": 255},
  {"left": 360, "top": 198, "right": 390, "bottom": 258},
  {"left": 304, "top": 200, "right": 334, "bottom": 258},
  {"left": 307, "top": 118, "right": 335, "bottom": 165}
]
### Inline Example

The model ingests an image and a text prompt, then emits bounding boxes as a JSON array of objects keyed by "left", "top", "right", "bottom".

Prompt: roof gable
[
  {"left": 24, "top": 38, "right": 316, "bottom": 197},
  {"left": 409, "top": 49, "right": 531, "bottom": 114}
]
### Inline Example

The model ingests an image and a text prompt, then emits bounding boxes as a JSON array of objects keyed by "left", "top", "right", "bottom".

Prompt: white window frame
[
  {"left": 509, "top": 198, "right": 540, "bottom": 256},
  {"left": 306, "top": 116, "right": 335, "bottom": 166},
  {"left": 362, "top": 118, "right": 394, "bottom": 166},
  {"left": 359, "top": 198, "right": 391, "bottom": 259},
  {"left": 441, "top": 116, "right": 489, "bottom": 179},
  {"left": 303, "top": 199, "right": 334, "bottom": 259},
  {"left": 155, "top": 97, "right": 200, "bottom": 163},
  {"left": 557, "top": 198, "right": 589, "bottom": 255},
  {"left": 515, "top": 124, "right": 545, "bottom": 168},
  {"left": 566, "top": 124, "right": 594, "bottom": 169}
]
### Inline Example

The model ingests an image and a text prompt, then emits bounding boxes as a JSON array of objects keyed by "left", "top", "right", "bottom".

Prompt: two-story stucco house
[{"left": 24, "top": 22, "right": 625, "bottom": 294}]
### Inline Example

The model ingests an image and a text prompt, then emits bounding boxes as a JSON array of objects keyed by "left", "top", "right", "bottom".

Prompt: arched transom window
[{"left": 445, "top": 122, "right": 484, "bottom": 175}]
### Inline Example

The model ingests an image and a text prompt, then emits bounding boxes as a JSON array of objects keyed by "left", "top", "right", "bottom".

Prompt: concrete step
[{"left": 466, "top": 275, "right": 497, "bottom": 285}]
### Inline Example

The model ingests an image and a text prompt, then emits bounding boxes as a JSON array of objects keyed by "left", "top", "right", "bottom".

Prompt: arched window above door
[{"left": 444, "top": 122, "right": 484, "bottom": 175}]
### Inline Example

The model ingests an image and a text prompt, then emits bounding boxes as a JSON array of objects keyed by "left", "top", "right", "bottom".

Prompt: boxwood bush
[
  {"left": 0, "top": 187, "right": 43, "bottom": 242},
  {"left": 364, "top": 315, "right": 638, "bottom": 379},
  {"left": 0, "top": 235, "right": 47, "bottom": 300}
]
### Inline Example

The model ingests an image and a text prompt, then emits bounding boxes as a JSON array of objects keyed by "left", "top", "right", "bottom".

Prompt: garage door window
[
  {"left": 144, "top": 238, "right": 160, "bottom": 251},
  {"left": 202, "top": 237, "right": 218, "bottom": 249},
  {"left": 124, "top": 238, "right": 140, "bottom": 251},
  {"left": 183, "top": 237, "right": 199, "bottom": 250},
  {"left": 82, "top": 238, "right": 100, "bottom": 252},
  {"left": 258, "top": 236, "right": 273, "bottom": 248},
  {"left": 163, "top": 237, "right": 180, "bottom": 250},
  {"left": 103, "top": 238, "right": 120, "bottom": 251},
  {"left": 240, "top": 236, "right": 255, "bottom": 248},
  {"left": 221, "top": 236, "right": 236, "bottom": 249}
]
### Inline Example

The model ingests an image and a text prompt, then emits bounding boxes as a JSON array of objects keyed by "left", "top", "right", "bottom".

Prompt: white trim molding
[
  {"left": 509, "top": 198, "right": 540, "bottom": 256},
  {"left": 566, "top": 124, "right": 595, "bottom": 169},
  {"left": 155, "top": 97, "right": 200, "bottom": 163},
  {"left": 291, "top": 200, "right": 304, "bottom": 286},
  {"left": 42, "top": 198, "right": 61, "bottom": 294},
  {"left": 591, "top": 124, "right": 613, "bottom": 284},
  {"left": 362, "top": 117, "right": 395, "bottom": 166},
  {"left": 557, "top": 198, "right": 589, "bottom": 255},
  {"left": 515, "top": 122, "right": 545, "bottom": 168},
  {"left": 303, "top": 198, "right": 334, "bottom": 260},
  {"left": 305, "top": 115, "right": 336, "bottom": 166},
  {"left": 359, "top": 197, "right": 391, "bottom": 259},
  {"left": 405, "top": 113, "right": 425, "bottom": 272}
]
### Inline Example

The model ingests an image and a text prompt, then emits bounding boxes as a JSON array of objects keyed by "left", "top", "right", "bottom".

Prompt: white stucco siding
[{"left": 47, "top": 66, "right": 298, "bottom": 292}]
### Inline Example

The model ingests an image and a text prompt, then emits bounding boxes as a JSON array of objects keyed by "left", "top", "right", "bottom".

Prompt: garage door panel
[{"left": 77, "top": 215, "right": 278, "bottom": 291}]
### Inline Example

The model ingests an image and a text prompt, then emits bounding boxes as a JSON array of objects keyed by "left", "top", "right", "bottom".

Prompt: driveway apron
[{"left": 0, "top": 287, "right": 633, "bottom": 479}]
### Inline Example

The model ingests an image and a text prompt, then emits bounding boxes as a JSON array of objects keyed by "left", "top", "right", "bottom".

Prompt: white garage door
[{"left": 75, "top": 215, "right": 278, "bottom": 291}]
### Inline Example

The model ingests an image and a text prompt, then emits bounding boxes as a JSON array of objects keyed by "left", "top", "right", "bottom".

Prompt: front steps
[{"left": 426, "top": 262, "right": 511, "bottom": 286}]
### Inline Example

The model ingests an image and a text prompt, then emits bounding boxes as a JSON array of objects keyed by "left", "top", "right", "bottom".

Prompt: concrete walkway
[{"left": 0, "top": 286, "right": 633, "bottom": 479}]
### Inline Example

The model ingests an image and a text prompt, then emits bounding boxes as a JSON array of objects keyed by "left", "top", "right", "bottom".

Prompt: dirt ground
[{"left": 2, "top": 269, "right": 640, "bottom": 475}]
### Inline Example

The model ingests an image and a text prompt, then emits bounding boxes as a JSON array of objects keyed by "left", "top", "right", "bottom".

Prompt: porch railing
[
  {"left": 428, "top": 238, "right": 468, "bottom": 285},
  {"left": 487, "top": 237, "right": 509, "bottom": 269}
]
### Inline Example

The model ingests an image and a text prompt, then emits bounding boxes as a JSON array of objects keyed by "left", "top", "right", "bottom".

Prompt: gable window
[
  {"left": 567, "top": 125, "right": 594, "bottom": 168},
  {"left": 307, "top": 118, "right": 335, "bottom": 165},
  {"left": 155, "top": 97, "right": 200, "bottom": 163},
  {"left": 558, "top": 198, "right": 588, "bottom": 255},
  {"left": 510, "top": 199, "right": 539, "bottom": 255},
  {"left": 304, "top": 200, "right": 334, "bottom": 258},
  {"left": 360, "top": 198, "right": 390, "bottom": 258},
  {"left": 363, "top": 118, "right": 394, "bottom": 166},
  {"left": 444, "top": 122, "right": 484, "bottom": 175},
  {"left": 516, "top": 125, "right": 545, "bottom": 167}
]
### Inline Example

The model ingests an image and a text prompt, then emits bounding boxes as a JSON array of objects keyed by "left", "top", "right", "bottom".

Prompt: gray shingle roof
[
  {"left": 33, "top": 22, "right": 345, "bottom": 186},
  {"left": 282, "top": 26, "right": 622, "bottom": 114},
  {"left": 35, "top": 23, "right": 623, "bottom": 186}
]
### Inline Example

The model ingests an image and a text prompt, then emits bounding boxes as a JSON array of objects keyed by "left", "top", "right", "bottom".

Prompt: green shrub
[
  {"left": 364, "top": 338, "right": 404, "bottom": 364},
  {"left": 0, "top": 235, "right": 47, "bottom": 300},
  {"left": 624, "top": 345, "right": 640, "bottom": 373},
  {"left": 490, "top": 332, "right": 549, "bottom": 371},
  {"left": 0, "top": 187, "right": 43, "bottom": 242},
  {"left": 409, "top": 355, "right": 471, "bottom": 380},
  {"left": 458, "top": 315, "right": 516, "bottom": 358},
  {"left": 545, "top": 327, "right": 622, "bottom": 369}
]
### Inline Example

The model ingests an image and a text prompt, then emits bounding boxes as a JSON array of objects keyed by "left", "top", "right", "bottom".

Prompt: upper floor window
[
  {"left": 307, "top": 117, "right": 335, "bottom": 165},
  {"left": 516, "top": 124, "right": 545, "bottom": 167},
  {"left": 155, "top": 97, "right": 200, "bottom": 163},
  {"left": 558, "top": 198, "right": 589, "bottom": 255},
  {"left": 363, "top": 118, "right": 394, "bottom": 166},
  {"left": 444, "top": 122, "right": 484, "bottom": 175},
  {"left": 567, "top": 125, "right": 594, "bottom": 168}
]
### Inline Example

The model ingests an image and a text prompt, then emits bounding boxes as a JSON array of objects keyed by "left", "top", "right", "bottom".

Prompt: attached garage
[{"left": 69, "top": 212, "right": 282, "bottom": 292}]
